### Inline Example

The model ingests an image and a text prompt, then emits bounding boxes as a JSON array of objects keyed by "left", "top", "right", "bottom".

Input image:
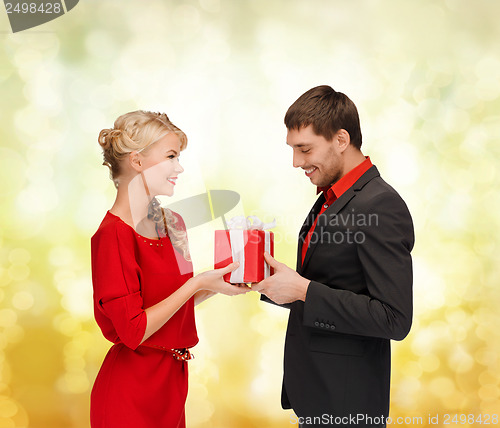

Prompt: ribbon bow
[{"left": 226, "top": 215, "right": 276, "bottom": 230}]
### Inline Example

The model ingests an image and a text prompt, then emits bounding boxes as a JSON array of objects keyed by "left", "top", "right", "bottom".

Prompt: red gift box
[{"left": 214, "top": 229, "right": 274, "bottom": 283}]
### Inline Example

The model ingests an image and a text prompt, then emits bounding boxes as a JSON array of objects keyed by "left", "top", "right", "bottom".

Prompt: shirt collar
[{"left": 318, "top": 156, "right": 373, "bottom": 204}]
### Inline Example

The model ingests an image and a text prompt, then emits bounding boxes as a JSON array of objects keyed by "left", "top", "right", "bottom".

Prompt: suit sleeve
[
  {"left": 302, "top": 192, "right": 414, "bottom": 340},
  {"left": 91, "top": 224, "right": 147, "bottom": 350},
  {"left": 260, "top": 293, "right": 292, "bottom": 309}
]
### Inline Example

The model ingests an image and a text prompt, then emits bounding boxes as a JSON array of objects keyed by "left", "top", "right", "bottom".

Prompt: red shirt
[
  {"left": 301, "top": 157, "right": 373, "bottom": 264},
  {"left": 91, "top": 211, "right": 198, "bottom": 350}
]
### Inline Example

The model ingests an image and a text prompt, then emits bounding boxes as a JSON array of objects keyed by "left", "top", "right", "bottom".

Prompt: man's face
[{"left": 287, "top": 125, "right": 344, "bottom": 187}]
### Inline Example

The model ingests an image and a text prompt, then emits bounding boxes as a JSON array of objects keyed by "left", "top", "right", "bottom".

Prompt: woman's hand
[{"left": 194, "top": 262, "right": 251, "bottom": 296}]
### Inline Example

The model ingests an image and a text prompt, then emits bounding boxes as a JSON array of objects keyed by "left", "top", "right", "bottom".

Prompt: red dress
[{"left": 90, "top": 211, "right": 198, "bottom": 428}]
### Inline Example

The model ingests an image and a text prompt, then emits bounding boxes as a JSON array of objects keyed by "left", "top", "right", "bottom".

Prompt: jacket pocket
[{"left": 309, "top": 333, "right": 366, "bottom": 356}]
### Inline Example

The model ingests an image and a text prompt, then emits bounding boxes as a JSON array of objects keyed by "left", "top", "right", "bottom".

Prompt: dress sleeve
[
  {"left": 91, "top": 223, "right": 147, "bottom": 350},
  {"left": 170, "top": 209, "right": 187, "bottom": 232}
]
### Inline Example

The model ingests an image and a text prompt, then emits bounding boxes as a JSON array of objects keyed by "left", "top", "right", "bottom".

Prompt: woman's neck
[{"left": 110, "top": 174, "right": 153, "bottom": 230}]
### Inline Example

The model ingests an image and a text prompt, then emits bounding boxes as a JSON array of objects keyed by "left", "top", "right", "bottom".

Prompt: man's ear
[
  {"left": 129, "top": 151, "right": 142, "bottom": 172},
  {"left": 336, "top": 129, "right": 351, "bottom": 153}
]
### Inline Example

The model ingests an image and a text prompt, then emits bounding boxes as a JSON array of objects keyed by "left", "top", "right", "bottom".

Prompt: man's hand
[{"left": 252, "top": 252, "right": 310, "bottom": 305}]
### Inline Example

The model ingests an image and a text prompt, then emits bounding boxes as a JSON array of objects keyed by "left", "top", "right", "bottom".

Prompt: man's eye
[{"left": 302, "top": 149, "right": 311, "bottom": 154}]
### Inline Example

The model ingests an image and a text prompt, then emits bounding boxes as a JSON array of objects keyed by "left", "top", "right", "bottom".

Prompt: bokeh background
[{"left": 1, "top": 0, "right": 500, "bottom": 426}]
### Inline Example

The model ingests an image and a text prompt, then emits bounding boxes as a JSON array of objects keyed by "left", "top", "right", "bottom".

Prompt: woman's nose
[{"left": 176, "top": 160, "right": 184, "bottom": 174}]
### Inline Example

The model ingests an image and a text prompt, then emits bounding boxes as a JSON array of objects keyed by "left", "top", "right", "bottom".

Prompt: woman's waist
[
  {"left": 139, "top": 326, "right": 199, "bottom": 351},
  {"left": 110, "top": 341, "right": 197, "bottom": 362},
  {"left": 140, "top": 343, "right": 197, "bottom": 361}
]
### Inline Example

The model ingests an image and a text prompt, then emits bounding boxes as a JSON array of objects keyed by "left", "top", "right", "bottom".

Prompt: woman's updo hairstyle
[
  {"left": 98, "top": 110, "right": 187, "bottom": 186},
  {"left": 98, "top": 110, "right": 190, "bottom": 260}
]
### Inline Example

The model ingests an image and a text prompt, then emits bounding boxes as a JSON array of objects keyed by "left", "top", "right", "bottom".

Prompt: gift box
[{"left": 214, "top": 216, "right": 275, "bottom": 283}]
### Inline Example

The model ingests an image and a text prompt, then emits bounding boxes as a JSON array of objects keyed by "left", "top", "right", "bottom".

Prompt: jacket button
[
  {"left": 320, "top": 322, "right": 325, "bottom": 328},
  {"left": 325, "top": 324, "right": 330, "bottom": 329},
  {"left": 330, "top": 325, "right": 336, "bottom": 330},
  {"left": 314, "top": 321, "right": 319, "bottom": 327}
]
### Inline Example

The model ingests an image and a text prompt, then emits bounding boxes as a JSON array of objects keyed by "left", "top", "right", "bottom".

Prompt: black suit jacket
[{"left": 264, "top": 166, "right": 414, "bottom": 425}]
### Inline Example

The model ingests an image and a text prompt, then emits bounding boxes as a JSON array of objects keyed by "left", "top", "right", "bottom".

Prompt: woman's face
[{"left": 139, "top": 133, "right": 184, "bottom": 197}]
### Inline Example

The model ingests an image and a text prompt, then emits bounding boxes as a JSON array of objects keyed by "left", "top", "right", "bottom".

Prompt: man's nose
[{"left": 293, "top": 151, "right": 304, "bottom": 168}]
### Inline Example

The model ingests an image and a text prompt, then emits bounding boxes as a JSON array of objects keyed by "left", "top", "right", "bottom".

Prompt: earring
[{"left": 147, "top": 198, "right": 160, "bottom": 220}]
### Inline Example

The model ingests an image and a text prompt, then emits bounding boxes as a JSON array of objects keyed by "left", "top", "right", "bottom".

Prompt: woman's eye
[{"left": 167, "top": 154, "right": 176, "bottom": 159}]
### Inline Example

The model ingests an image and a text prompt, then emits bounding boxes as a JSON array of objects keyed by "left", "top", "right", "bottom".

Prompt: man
[{"left": 253, "top": 85, "right": 414, "bottom": 427}]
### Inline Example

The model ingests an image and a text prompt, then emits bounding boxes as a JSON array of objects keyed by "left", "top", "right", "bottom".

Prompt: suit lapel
[
  {"left": 296, "top": 193, "right": 325, "bottom": 273},
  {"left": 300, "top": 190, "right": 355, "bottom": 271},
  {"left": 299, "top": 166, "right": 381, "bottom": 272}
]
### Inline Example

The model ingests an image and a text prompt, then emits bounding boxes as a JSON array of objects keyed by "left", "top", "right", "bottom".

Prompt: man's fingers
[
  {"left": 264, "top": 252, "right": 280, "bottom": 269},
  {"left": 251, "top": 279, "right": 266, "bottom": 293}
]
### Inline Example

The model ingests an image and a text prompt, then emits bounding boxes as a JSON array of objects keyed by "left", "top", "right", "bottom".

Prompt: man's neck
[{"left": 341, "top": 149, "right": 366, "bottom": 177}]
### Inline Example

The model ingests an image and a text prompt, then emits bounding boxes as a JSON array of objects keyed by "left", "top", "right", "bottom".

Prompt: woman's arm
[
  {"left": 140, "top": 262, "right": 248, "bottom": 344},
  {"left": 193, "top": 283, "right": 249, "bottom": 306},
  {"left": 141, "top": 276, "right": 201, "bottom": 344},
  {"left": 193, "top": 289, "right": 217, "bottom": 306}
]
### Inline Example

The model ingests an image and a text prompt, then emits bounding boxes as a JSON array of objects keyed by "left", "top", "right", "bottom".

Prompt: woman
[{"left": 90, "top": 111, "right": 248, "bottom": 428}]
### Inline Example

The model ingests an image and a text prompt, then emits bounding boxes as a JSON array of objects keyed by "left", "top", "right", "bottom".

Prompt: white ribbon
[
  {"left": 264, "top": 231, "right": 271, "bottom": 278},
  {"left": 229, "top": 230, "right": 245, "bottom": 283}
]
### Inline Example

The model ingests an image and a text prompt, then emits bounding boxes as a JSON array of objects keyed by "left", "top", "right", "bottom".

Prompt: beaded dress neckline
[{"left": 106, "top": 210, "right": 167, "bottom": 242}]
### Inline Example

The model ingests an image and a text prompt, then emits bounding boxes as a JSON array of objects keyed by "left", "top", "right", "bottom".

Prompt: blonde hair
[{"left": 98, "top": 110, "right": 190, "bottom": 260}]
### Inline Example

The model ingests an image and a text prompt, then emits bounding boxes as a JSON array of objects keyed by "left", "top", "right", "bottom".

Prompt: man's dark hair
[{"left": 284, "top": 85, "right": 362, "bottom": 149}]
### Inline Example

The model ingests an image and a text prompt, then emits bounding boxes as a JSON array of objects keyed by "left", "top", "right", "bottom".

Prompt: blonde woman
[{"left": 90, "top": 111, "right": 247, "bottom": 428}]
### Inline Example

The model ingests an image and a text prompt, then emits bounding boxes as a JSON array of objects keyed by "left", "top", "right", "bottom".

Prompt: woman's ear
[
  {"left": 129, "top": 151, "right": 143, "bottom": 172},
  {"left": 336, "top": 129, "right": 351, "bottom": 153}
]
